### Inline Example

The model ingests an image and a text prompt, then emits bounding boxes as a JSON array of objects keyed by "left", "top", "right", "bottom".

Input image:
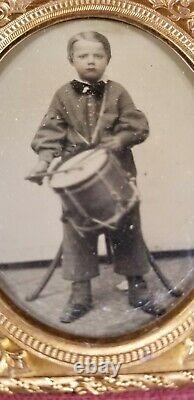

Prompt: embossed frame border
[{"left": 0, "top": 0, "right": 194, "bottom": 393}]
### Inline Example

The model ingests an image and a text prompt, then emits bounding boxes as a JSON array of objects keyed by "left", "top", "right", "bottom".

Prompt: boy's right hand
[{"left": 26, "top": 161, "right": 49, "bottom": 185}]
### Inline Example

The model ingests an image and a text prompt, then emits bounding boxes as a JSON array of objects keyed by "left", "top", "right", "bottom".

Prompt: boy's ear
[{"left": 67, "top": 56, "right": 74, "bottom": 65}]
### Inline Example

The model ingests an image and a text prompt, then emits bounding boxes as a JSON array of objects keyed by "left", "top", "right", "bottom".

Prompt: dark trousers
[{"left": 61, "top": 204, "right": 150, "bottom": 282}]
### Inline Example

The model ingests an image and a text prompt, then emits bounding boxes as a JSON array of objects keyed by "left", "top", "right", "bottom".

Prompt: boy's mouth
[{"left": 86, "top": 68, "right": 96, "bottom": 72}]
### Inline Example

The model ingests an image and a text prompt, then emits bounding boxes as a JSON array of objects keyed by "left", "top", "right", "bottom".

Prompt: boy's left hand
[{"left": 101, "top": 132, "right": 129, "bottom": 152}]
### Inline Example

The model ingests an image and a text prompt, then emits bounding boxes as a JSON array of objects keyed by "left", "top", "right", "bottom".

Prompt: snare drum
[{"left": 50, "top": 148, "right": 138, "bottom": 233}]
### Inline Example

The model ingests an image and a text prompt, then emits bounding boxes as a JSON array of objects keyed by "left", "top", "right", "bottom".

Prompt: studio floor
[{"left": 1, "top": 253, "right": 193, "bottom": 338}]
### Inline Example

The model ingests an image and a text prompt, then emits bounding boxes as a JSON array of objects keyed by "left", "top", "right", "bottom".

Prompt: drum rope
[
  {"left": 60, "top": 151, "right": 138, "bottom": 235},
  {"left": 63, "top": 183, "right": 119, "bottom": 233}
]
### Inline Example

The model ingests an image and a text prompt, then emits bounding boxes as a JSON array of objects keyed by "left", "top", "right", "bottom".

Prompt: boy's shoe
[
  {"left": 127, "top": 276, "right": 166, "bottom": 316},
  {"left": 60, "top": 302, "right": 92, "bottom": 323},
  {"left": 60, "top": 280, "right": 92, "bottom": 323}
]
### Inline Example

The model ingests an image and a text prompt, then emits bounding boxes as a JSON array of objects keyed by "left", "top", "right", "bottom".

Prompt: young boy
[{"left": 29, "top": 31, "right": 164, "bottom": 323}]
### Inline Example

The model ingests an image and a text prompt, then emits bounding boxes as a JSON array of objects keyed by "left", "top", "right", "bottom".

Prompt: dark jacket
[{"left": 31, "top": 80, "right": 149, "bottom": 177}]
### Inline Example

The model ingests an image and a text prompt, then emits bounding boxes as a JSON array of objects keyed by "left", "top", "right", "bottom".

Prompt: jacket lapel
[
  {"left": 61, "top": 83, "right": 88, "bottom": 137},
  {"left": 61, "top": 81, "right": 116, "bottom": 143}
]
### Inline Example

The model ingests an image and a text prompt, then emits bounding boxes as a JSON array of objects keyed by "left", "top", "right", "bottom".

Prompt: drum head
[{"left": 50, "top": 148, "right": 108, "bottom": 189}]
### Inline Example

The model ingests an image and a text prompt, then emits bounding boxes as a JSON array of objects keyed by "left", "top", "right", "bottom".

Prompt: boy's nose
[{"left": 87, "top": 55, "right": 95, "bottom": 64}]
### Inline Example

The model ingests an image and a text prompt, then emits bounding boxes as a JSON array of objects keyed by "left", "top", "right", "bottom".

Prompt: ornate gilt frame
[{"left": 0, "top": 0, "right": 194, "bottom": 394}]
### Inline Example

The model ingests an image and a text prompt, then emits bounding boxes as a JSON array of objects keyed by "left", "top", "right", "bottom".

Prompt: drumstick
[
  {"left": 25, "top": 144, "right": 108, "bottom": 182},
  {"left": 25, "top": 166, "right": 84, "bottom": 181}
]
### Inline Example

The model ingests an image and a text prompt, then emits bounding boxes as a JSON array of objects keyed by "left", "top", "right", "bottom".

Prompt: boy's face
[{"left": 71, "top": 39, "right": 109, "bottom": 83}]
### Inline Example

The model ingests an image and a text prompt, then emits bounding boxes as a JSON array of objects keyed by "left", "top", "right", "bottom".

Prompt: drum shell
[{"left": 54, "top": 153, "right": 137, "bottom": 232}]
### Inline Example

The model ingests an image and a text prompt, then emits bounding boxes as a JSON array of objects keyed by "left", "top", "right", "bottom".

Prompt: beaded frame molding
[{"left": 0, "top": 0, "right": 194, "bottom": 394}]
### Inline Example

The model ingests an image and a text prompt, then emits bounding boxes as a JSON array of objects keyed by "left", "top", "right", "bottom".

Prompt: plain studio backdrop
[{"left": 0, "top": 19, "right": 194, "bottom": 263}]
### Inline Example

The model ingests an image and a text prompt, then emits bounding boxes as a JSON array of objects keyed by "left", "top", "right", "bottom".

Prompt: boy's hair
[{"left": 67, "top": 31, "right": 112, "bottom": 63}]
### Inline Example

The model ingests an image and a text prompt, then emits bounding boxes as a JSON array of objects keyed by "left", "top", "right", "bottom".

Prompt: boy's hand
[
  {"left": 26, "top": 161, "right": 49, "bottom": 185},
  {"left": 101, "top": 132, "right": 130, "bottom": 152}
]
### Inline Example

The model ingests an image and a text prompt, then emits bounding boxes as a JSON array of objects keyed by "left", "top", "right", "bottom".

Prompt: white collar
[{"left": 75, "top": 73, "right": 108, "bottom": 84}]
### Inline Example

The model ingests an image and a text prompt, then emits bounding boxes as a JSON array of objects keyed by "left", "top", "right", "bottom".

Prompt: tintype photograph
[{"left": 0, "top": 19, "right": 194, "bottom": 339}]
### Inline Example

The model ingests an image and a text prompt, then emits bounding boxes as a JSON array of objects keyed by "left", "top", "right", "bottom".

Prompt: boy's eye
[{"left": 77, "top": 54, "right": 104, "bottom": 59}]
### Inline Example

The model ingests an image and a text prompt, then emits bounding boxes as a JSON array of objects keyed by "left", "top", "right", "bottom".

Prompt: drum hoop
[
  {"left": 58, "top": 152, "right": 130, "bottom": 193},
  {"left": 56, "top": 151, "right": 109, "bottom": 191}
]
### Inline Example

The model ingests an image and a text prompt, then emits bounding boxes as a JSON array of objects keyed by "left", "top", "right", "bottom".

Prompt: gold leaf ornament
[
  {"left": 149, "top": 0, "right": 168, "bottom": 7},
  {"left": 8, "top": 0, "right": 34, "bottom": 12},
  {"left": 0, "top": 0, "right": 34, "bottom": 26},
  {"left": 184, "top": 338, "right": 194, "bottom": 360},
  {"left": 0, "top": 341, "right": 29, "bottom": 377},
  {"left": 149, "top": 0, "right": 194, "bottom": 35},
  {"left": 187, "top": 16, "right": 194, "bottom": 34},
  {"left": 0, "top": 1, "right": 10, "bottom": 25}
]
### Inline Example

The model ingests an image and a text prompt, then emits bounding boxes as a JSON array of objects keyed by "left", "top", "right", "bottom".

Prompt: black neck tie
[{"left": 71, "top": 79, "right": 106, "bottom": 99}]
